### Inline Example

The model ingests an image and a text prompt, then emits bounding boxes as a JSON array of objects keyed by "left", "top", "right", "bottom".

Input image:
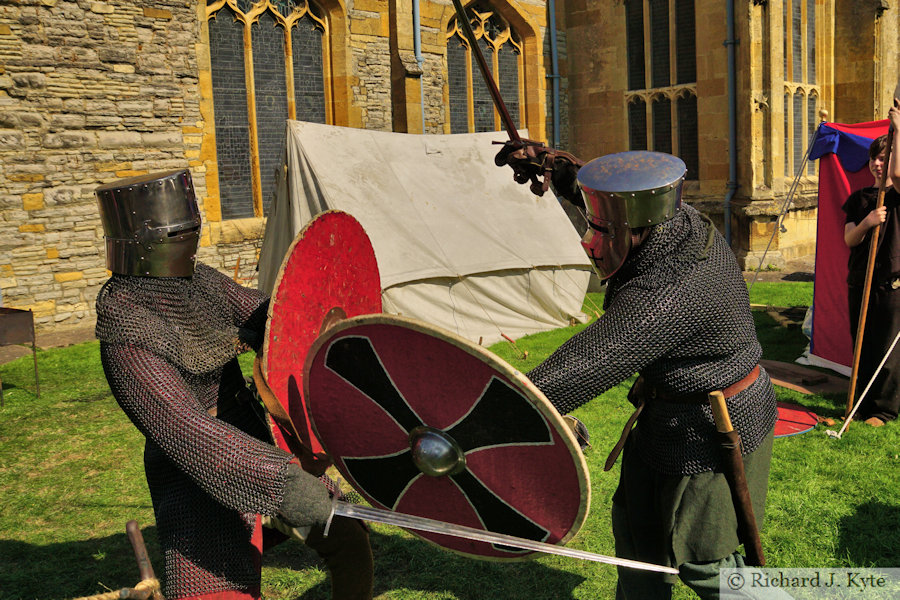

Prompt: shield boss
[{"left": 304, "top": 314, "right": 590, "bottom": 560}]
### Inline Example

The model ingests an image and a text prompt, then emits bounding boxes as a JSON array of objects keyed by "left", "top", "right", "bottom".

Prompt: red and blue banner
[{"left": 808, "top": 119, "right": 889, "bottom": 371}]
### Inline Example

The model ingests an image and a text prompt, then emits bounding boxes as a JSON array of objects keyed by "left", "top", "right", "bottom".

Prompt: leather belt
[
  {"left": 648, "top": 364, "right": 761, "bottom": 404},
  {"left": 603, "top": 365, "right": 761, "bottom": 471}
]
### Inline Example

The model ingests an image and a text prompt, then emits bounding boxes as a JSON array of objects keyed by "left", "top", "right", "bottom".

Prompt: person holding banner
[{"left": 841, "top": 100, "right": 900, "bottom": 427}]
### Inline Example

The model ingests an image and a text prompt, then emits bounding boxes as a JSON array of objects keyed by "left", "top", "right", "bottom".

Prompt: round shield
[
  {"left": 304, "top": 314, "right": 590, "bottom": 560},
  {"left": 263, "top": 211, "right": 382, "bottom": 458}
]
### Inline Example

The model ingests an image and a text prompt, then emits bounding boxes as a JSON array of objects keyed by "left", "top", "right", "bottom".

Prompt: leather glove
[
  {"left": 277, "top": 462, "right": 334, "bottom": 528},
  {"left": 494, "top": 140, "right": 584, "bottom": 207},
  {"left": 546, "top": 155, "right": 583, "bottom": 209}
]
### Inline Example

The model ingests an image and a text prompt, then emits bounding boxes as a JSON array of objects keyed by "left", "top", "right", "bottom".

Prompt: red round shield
[
  {"left": 263, "top": 211, "right": 382, "bottom": 459},
  {"left": 304, "top": 314, "right": 590, "bottom": 560}
]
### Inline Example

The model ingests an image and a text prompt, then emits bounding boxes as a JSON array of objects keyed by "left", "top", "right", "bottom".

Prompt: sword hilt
[{"left": 708, "top": 390, "right": 733, "bottom": 433}]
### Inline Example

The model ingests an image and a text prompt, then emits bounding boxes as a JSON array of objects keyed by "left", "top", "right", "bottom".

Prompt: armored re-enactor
[
  {"left": 94, "top": 170, "right": 373, "bottom": 600},
  {"left": 503, "top": 149, "right": 778, "bottom": 598}
]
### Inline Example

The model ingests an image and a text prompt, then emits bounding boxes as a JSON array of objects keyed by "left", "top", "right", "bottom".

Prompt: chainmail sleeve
[
  {"left": 527, "top": 279, "right": 700, "bottom": 414},
  {"left": 208, "top": 264, "right": 269, "bottom": 330},
  {"left": 100, "top": 342, "right": 292, "bottom": 516}
]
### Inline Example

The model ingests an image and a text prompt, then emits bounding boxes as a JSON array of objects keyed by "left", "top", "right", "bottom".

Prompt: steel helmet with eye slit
[
  {"left": 95, "top": 169, "right": 201, "bottom": 277},
  {"left": 577, "top": 151, "right": 686, "bottom": 279}
]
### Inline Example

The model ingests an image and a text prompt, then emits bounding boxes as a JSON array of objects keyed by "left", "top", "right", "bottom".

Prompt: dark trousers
[
  {"left": 848, "top": 282, "right": 900, "bottom": 421},
  {"left": 305, "top": 517, "right": 374, "bottom": 600}
]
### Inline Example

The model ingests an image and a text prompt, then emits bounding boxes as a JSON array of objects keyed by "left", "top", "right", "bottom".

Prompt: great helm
[
  {"left": 577, "top": 151, "right": 686, "bottom": 279},
  {"left": 95, "top": 169, "right": 201, "bottom": 277}
]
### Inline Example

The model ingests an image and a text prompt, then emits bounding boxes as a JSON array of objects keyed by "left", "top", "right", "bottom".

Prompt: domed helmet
[
  {"left": 577, "top": 151, "right": 686, "bottom": 279},
  {"left": 95, "top": 169, "right": 201, "bottom": 277}
]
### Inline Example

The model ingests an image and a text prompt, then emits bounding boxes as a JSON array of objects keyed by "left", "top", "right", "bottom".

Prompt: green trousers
[
  {"left": 614, "top": 551, "right": 792, "bottom": 599},
  {"left": 611, "top": 430, "right": 788, "bottom": 599}
]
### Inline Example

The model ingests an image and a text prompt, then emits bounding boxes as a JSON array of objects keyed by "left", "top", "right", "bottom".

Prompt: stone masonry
[
  {"left": 0, "top": 0, "right": 209, "bottom": 331},
  {"left": 0, "top": 0, "right": 558, "bottom": 334}
]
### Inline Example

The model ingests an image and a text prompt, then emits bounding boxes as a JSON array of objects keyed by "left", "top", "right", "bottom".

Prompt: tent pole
[{"left": 834, "top": 329, "right": 900, "bottom": 438}]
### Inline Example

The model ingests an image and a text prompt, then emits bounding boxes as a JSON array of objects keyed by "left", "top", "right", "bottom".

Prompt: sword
[
  {"left": 328, "top": 500, "right": 679, "bottom": 575},
  {"left": 450, "top": 0, "right": 521, "bottom": 143}
]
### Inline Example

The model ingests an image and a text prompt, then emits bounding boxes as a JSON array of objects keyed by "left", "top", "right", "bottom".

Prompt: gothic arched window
[
  {"left": 445, "top": 4, "right": 522, "bottom": 134},
  {"left": 624, "top": 0, "right": 698, "bottom": 180},
  {"left": 206, "top": 0, "right": 328, "bottom": 219},
  {"left": 782, "top": 0, "right": 818, "bottom": 178}
]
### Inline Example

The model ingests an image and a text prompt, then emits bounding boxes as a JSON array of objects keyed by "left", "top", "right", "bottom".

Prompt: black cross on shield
[{"left": 304, "top": 315, "right": 589, "bottom": 560}]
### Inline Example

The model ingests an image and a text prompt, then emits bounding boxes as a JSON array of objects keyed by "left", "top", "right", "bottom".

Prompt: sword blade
[{"left": 334, "top": 501, "right": 679, "bottom": 574}]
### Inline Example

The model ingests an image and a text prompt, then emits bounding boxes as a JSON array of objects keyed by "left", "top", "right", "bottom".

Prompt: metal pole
[
  {"left": 724, "top": 0, "right": 738, "bottom": 246},
  {"left": 547, "top": 0, "right": 561, "bottom": 147}
]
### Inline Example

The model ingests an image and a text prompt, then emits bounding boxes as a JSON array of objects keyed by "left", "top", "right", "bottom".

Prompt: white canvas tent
[{"left": 257, "top": 120, "right": 593, "bottom": 346}]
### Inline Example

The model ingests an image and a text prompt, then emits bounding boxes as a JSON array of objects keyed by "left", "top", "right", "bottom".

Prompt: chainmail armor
[
  {"left": 96, "top": 263, "right": 293, "bottom": 599},
  {"left": 528, "top": 205, "right": 777, "bottom": 476},
  {"left": 96, "top": 263, "right": 268, "bottom": 374}
]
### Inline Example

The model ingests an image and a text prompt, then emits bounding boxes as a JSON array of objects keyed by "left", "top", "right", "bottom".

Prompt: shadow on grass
[
  {"left": 0, "top": 525, "right": 162, "bottom": 600},
  {"left": 753, "top": 311, "right": 809, "bottom": 364},
  {"left": 264, "top": 529, "right": 587, "bottom": 600},
  {"left": 837, "top": 501, "right": 900, "bottom": 567},
  {"left": 0, "top": 525, "right": 585, "bottom": 600}
]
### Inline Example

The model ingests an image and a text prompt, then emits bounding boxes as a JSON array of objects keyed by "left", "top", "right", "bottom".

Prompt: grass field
[{"left": 1, "top": 282, "right": 898, "bottom": 600}]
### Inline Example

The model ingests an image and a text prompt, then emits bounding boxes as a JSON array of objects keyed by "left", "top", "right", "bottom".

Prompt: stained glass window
[
  {"left": 209, "top": 6, "right": 253, "bottom": 219},
  {"left": 206, "top": 0, "right": 327, "bottom": 219},
  {"left": 445, "top": 3, "right": 523, "bottom": 134},
  {"left": 625, "top": 0, "right": 697, "bottom": 180},
  {"left": 782, "top": 0, "right": 818, "bottom": 179}
]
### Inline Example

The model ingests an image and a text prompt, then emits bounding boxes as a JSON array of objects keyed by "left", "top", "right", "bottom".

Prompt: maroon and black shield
[
  {"left": 304, "top": 314, "right": 590, "bottom": 560},
  {"left": 263, "top": 211, "right": 382, "bottom": 458}
]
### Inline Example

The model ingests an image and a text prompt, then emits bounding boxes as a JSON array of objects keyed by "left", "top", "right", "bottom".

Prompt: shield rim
[
  {"left": 262, "top": 209, "right": 382, "bottom": 457},
  {"left": 302, "top": 312, "right": 591, "bottom": 562}
]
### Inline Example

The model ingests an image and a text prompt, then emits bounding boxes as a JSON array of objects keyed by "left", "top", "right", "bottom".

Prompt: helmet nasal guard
[
  {"left": 577, "top": 151, "right": 686, "bottom": 279},
  {"left": 95, "top": 169, "right": 201, "bottom": 277}
]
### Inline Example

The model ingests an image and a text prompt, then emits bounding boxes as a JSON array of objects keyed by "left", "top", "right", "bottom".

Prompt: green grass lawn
[{"left": 1, "top": 281, "right": 898, "bottom": 600}]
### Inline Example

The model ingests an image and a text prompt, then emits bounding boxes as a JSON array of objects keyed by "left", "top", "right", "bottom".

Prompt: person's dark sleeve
[{"left": 842, "top": 189, "right": 867, "bottom": 225}]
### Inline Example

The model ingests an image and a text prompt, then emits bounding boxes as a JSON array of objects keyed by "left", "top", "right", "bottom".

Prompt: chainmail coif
[
  {"left": 528, "top": 204, "right": 777, "bottom": 475},
  {"left": 96, "top": 263, "right": 268, "bottom": 374},
  {"left": 96, "top": 263, "right": 292, "bottom": 598}
]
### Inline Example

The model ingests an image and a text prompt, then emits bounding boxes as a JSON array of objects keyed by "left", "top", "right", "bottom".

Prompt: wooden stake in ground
[{"left": 845, "top": 87, "right": 900, "bottom": 417}]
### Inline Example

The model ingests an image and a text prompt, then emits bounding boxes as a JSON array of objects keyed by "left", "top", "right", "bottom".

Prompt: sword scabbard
[{"left": 707, "top": 390, "right": 766, "bottom": 567}]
